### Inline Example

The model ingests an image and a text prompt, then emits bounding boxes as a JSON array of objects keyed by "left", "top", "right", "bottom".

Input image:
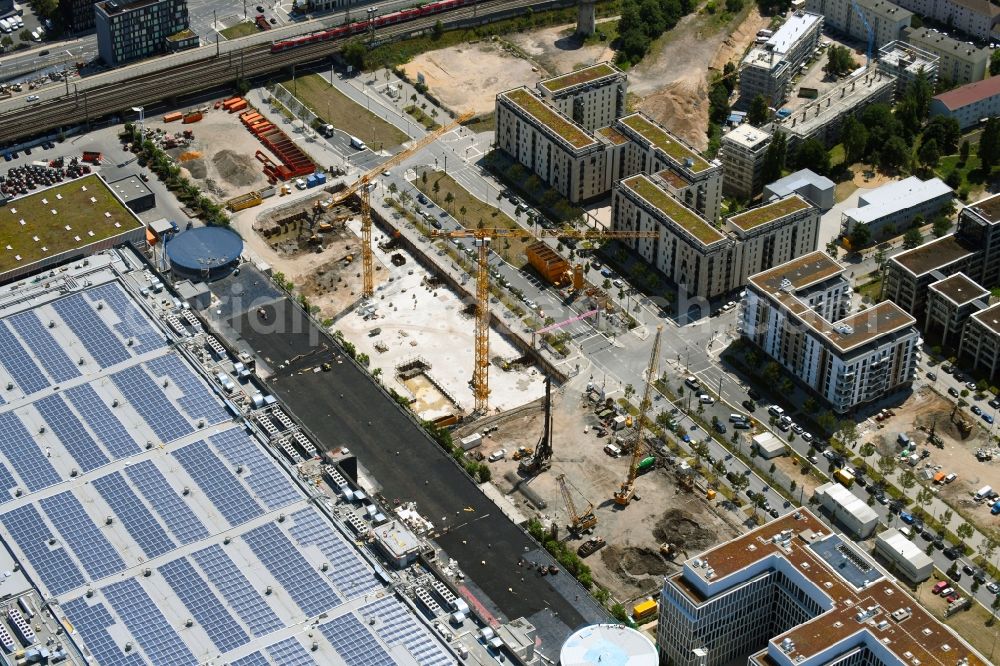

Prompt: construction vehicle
[
  {"left": 519, "top": 376, "right": 553, "bottom": 475},
  {"left": 558, "top": 474, "right": 597, "bottom": 537},
  {"left": 511, "top": 446, "right": 533, "bottom": 461},
  {"left": 659, "top": 542, "right": 677, "bottom": 559},
  {"left": 614, "top": 326, "right": 663, "bottom": 506},
  {"left": 577, "top": 537, "right": 606, "bottom": 558}
]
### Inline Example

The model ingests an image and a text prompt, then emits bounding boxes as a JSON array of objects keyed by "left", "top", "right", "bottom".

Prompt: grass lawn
[
  {"left": 404, "top": 105, "right": 440, "bottom": 131},
  {"left": 414, "top": 168, "right": 531, "bottom": 266},
  {"left": 935, "top": 154, "right": 990, "bottom": 199},
  {"left": 916, "top": 573, "right": 1000, "bottom": 658},
  {"left": 856, "top": 274, "right": 882, "bottom": 303},
  {"left": 279, "top": 73, "right": 408, "bottom": 149},
  {"left": 220, "top": 22, "right": 259, "bottom": 40},
  {"left": 829, "top": 143, "right": 845, "bottom": 167}
]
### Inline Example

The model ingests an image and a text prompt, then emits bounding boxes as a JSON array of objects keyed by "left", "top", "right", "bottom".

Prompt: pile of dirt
[
  {"left": 181, "top": 161, "right": 207, "bottom": 180},
  {"left": 178, "top": 150, "right": 202, "bottom": 162},
  {"left": 213, "top": 149, "right": 259, "bottom": 187},
  {"left": 619, "top": 547, "right": 671, "bottom": 576},
  {"left": 652, "top": 509, "right": 716, "bottom": 551}
]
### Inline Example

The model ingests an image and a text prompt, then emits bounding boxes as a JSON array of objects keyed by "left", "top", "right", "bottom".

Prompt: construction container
[
  {"left": 222, "top": 96, "right": 243, "bottom": 109},
  {"left": 226, "top": 191, "right": 263, "bottom": 212},
  {"left": 526, "top": 241, "right": 570, "bottom": 286},
  {"left": 636, "top": 456, "right": 655, "bottom": 472},
  {"left": 632, "top": 599, "right": 658, "bottom": 622},
  {"left": 259, "top": 185, "right": 276, "bottom": 199},
  {"left": 162, "top": 111, "right": 183, "bottom": 123},
  {"left": 227, "top": 99, "right": 248, "bottom": 113}
]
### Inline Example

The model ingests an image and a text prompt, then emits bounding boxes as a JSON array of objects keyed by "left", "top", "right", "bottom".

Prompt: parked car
[
  {"left": 939, "top": 586, "right": 954, "bottom": 597},
  {"left": 742, "top": 400, "right": 756, "bottom": 412},
  {"left": 487, "top": 448, "right": 507, "bottom": 462},
  {"left": 962, "top": 563, "right": 976, "bottom": 576},
  {"left": 983, "top": 413, "right": 994, "bottom": 424},
  {"left": 986, "top": 581, "right": 999, "bottom": 594},
  {"left": 972, "top": 405, "right": 983, "bottom": 416},
  {"left": 948, "top": 387, "right": 960, "bottom": 398},
  {"left": 989, "top": 397, "right": 1000, "bottom": 409},
  {"left": 926, "top": 372, "right": 937, "bottom": 381},
  {"left": 714, "top": 422, "right": 727, "bottom": 434},
  {"left": 900, "top": 512, "right": 915, "bottom": 524}
]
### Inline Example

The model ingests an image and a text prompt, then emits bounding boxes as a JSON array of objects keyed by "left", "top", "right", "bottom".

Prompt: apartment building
[
  {"left": 806, "top": 0, "right": 912, "bottom": 48},
  {"left": 930, "top": 74, "right": 1000, "bottom": 129},
  {"left": 615, "top": 113, "right": 724, "bottom": 221},
  {"left": 739, "top": 11, "right": 823, "bottom": 106},
  {"left": 95, "top": 0, "right": 196, "bottom": 66},
  {"left": 743, "top": 251, "right": 918, "bottom": 413},
  {"left": 895, "top": 0, "right": 1000, "bottom": 40},
  {"left": 876, "top": 40, "right": 939, "bottom": 95},
  {"left": 959, "top": 302, "right": 1000, "bottom": 381},
  {"left": 840, "top": 175, "right": 953, "bottom": 240},
  {"left": 657, "top": 509, "right": 986, "bottom": 666},
  {"left": 904, "top": 27, "right": 989, "bottom": 84},
  {"left": 720, "top": 124, "right": 771, "bottom": 201},
  {"left": 536, "top": 62, "right": 627, "bottom": 132},
  {"left": 613, "top": 173, "right": 818, "bottom": 299},
  {"left": 924, "top": 272, "right": 987, "bottom": 348},
  {"left": 763, "top": 169, "right": 835, "bottom": 211}
]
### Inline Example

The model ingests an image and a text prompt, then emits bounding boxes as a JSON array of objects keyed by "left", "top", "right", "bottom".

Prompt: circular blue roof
[{"left": 166, "top": 226, "right": 243, "bottom": 273}]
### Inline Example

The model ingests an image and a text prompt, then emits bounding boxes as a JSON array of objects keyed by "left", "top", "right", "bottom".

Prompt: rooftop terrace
[
  {"left": 621, "top": 174, "right": 724, "bottom": 245},
  {"left": 539, "top": 62, "right": 620, "bottom": 93},
  {"left": 728, "top": 195, "right": 810, "bottom": 232},
  {"left": 501, "top": 88, "right": 597, "bottom": 150},
  {"left": 617, "top": 114, "right": 712, "bottom": 174},
  {"left": 965, "top": 191, "right": 1000, "bottom": 225},
  {"left": 596, "top": 125, "right": 629, "bottom": 146}
]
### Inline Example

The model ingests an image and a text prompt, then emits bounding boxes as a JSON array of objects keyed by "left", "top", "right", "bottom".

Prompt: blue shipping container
[{"left": 313, "top": 172, "right": 327, "bottom": 185}]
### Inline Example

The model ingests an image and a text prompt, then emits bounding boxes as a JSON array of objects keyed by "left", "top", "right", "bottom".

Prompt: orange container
[
  {"left": 227, "top": 99, "right": 248, "bottom": 113},
  {"left": 162, "top": 111, "right": 182, "bottom": 123},
  {"left": 182, "top": 111, "right": 203, "bottom": 124}
]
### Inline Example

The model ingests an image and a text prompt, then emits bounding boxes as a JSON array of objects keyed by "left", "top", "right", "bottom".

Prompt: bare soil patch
[{"left": 507, "top": 20, "right": 617, "bottom": 77}]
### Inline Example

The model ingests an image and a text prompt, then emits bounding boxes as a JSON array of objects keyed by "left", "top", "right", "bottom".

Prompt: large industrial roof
[{"left": 0, "top": 257, "right": 454, "bottom": 665}]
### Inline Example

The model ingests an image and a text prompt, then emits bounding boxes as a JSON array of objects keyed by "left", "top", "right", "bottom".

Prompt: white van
[
  {"left": 0, "top": 19, "right": 11, "bottom": 33},
  {"left": 768, "top": 405, "right": 785, "bottom": 418},
  {"left": 974, "top": 485, "right": 993, "bottom": 501}
]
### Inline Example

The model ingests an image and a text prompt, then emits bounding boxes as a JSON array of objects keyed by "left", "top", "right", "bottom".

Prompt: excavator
[
  {"left": 518, "top": 376, "right": 554, "bottom": 476},
  {"left": 614, "top": 325, "right": 663, "bottom": 506}
]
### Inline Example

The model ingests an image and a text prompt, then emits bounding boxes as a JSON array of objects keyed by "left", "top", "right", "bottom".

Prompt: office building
[
  {"left": 904, "top": 27, "right": 989, "bottom": 84},
  {"left": 536, "top": 62, "right": 628, "bottom": 132},
  {"left": 743, "top": 251, "right": 918, "bottom": 413},
  {"left": 930, "top": 74, "right": 1000, "bottom": 129},
  {"left": 894, "top": 0, "right": 1000, "bottom": 40},
  {"left": 923, "top": 272, "right": 987, "bottom": 347},
  {"left": 876, "top": 40, "right": 939, "bottom": 95},
  {"left": 720, "top": 124, "right": 771, "bottom": 200},
  {"left": 814, "top": 481, "right": 880, "bottom": 538},
  {"left": 657, "top": 509, "right": 987, "bottom": 666},
  {"left": 739, "top": 11, "right": 823, "bottom": 106},
  {"left": 776, "top": 69, "right": 896, "bottom": 147},
  {"left": 960, "top": 302, "right": 1000, "bottom": 381},
  {"left": 806, "top": 0, "right": 912, "bottom": 48},
  {"left": 763, "top": 169, "right": 835, "bottom": 211},
  {"left": 108, "top": 174, "right": 156, "bottom": 213},
  {"left": 95, "top": 0, "right": 197, "bottom": 66},
  {"left": 874, "top": 528, "right": 934, "bottom": 583},
  {"left": 60, "top": 0, "right": 100, "bottom": 32},
  {"left": 840, "top": 176, "right": 953, "bottom": 240}
]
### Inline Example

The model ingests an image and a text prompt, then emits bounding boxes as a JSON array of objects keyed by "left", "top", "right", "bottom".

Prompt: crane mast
[{"left": 614, "top": 325, "right": 662, "bottom": 506}]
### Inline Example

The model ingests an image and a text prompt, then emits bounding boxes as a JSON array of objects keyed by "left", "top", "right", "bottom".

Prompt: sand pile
[
  {"left": 213, "top": 149, "right": 259, "bottom": 187},
  {"left": 178, "top": 150, "right": 202, "bottom": 161}
]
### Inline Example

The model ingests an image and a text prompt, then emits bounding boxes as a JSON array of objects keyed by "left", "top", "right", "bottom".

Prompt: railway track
[{"left": 0, "top": 0, "right": 568, "bottom": 145}]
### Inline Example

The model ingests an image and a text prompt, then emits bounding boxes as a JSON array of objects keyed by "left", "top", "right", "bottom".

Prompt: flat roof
[
  {"left": 844, "top": 176, "right": 952, "bottom": 224},
  {"left": 765, "top": 168, "right": 835, "bottom": 196},
  {"left": 807, "top": 531, "right": 881, "bottom": 588},
  {"left": 817, "top": 482, "right": 880, "bottom": 533},
  {"left": 748, "top": 250, "right": 842, "bottom": 292},
  {"left": 654, "top": 168, "right": 691, "bottom": 190},
  {"left": 965, "top": 191, "right": 1000, "bottom": 225},
  {"left": 764, "top": 10, "right": 822, "bottom": 56},
  {"left": 109, "top": 175, "right": 153, "bottom": 204},
  {"left": 929, "top": 272, "right": 987, "bottom": 305},
  {"left": 621, "top": 174, "right": 724, "bottom": 245},
  {"left": 779, "top": 70, "right": 896, "bottom": 137},
  {"left": 728, "top": 195, "right": 810, "bottom": 232},
  {"left": 596, "top": 125, "right": 629, "bottom": 145},
  {"left": 817, "top": 301, "right": 916, "bottom": 353},
  {"left": 722, "top": 124, "right": 771, "bottom": 151},
  {"left": 501, "top": 88, "right": 597, "bottom": 150},
  {"left": 539, "top": 62, "right": 620, "bottom": 93},
  {"left": 905, "top": 27, "right": 990, "bottom": 59},
  {"left": 971, "top": 302, "right": 1000, "bottom": 337},
  {"left": 877, "top": 528, "right": 934, "bottom": 568},
  {"left": 0, "top": 174, "right": 142, "bottom": 277},
  {"left": 617, "top": 114, "right": 712, "bottom": 174},
  {"left": 890, "top": 233, "right": 974, "bottom": 277},
  {"left": 858, "top": 0, "right": 912, "bottom": 20}
]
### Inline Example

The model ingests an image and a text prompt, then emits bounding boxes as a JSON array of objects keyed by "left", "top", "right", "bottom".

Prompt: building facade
[
  {"left": 894, "top": 0, "right": 1000, "bottom": 40},
  {"left": 930, "top": 74, "right": 1000, "bottom": 129},
  {"left": 876, "top": 40, "right": 939, "bottom": 95},
  {"left": 536, "top": 62, "right": 627, "bottom": 132},
  {"left": 840, "top": 176, "right": 953, "bottom": 240},
  {"left": 923, "top": 272, "right": 987, "bottom": 348},
  {"left": 95, "top": 0, "right": 195, "bottom": 66},
  {"left": 720, "top": 124, "right": 771, "bottom": 201},
  {"left": 763, "top": 169, "right": 835, "bottom": 211},
  {"left": 806, "top": 0, "right": 912, "bottom": 47},
  {"left": 60, "top": 0, "right": 99, "bottom": 33},
  {"left": 904, "top": 27, "right": 989, "bottom": 84},
  {"left": 743, "top": 251, "right": 918, "bottom": 413},
  {"left": 959, "top": 302, "right": 1000, "bottom": 381},
  {"left": 874, "top": 528, "right": 934, "bottom": 583},
  {"left": 739, "top": 11, "right": 823, "bottom": 107},
  {"left": 657, "top": 509, "right": 987, "bottom": 666}
]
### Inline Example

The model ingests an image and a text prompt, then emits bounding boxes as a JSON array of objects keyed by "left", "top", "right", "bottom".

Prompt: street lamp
[{"left": 131, "top": 106, "right": 144, "bottom": 136}]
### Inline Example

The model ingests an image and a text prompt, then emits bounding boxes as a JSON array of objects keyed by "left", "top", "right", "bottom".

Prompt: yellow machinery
[
  {"left": 558, "top": 473, "right": 597, "bottom": 536},
  {"left": 614, "top": 325, "right": 663, "bottom": 506},
  {"left": 434, "top": 228, "right": 658, "bottom": 413}
]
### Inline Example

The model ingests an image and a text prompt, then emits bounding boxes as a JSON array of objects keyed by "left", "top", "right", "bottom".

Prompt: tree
[
  {"left": 837, "top": 421, "right": 859, "bottom": 449},
  {"left": 932, "top": 216, "right": 952, "bottom": 238},
  {"left": 708, "top": 82, "right": 730, "bottom": 125},
  {"left": 918, "top": 138, "right": 940, "bottom": 168},
  {"left": 343, "top": 40, "right": 366, "bottom": 70},
  {"left": 432, "top": 19, "right": 444, "bottom": 39},
  {"left": 793, "top": 138, "right": 830, "bottom": 175},
  {"left": 624, "top": 383, "right": 636, "bottom": 400},
  {"left": 922, "top": 116, "right": 960, "bottom": 153},
  {"left": 877, "top": 455, "right": 897, "bottom": 476},
  {"left": 0, "top": 36, "right": 12, "bottom": 49},
  {"left": 825, "top": 45, "right": 856, "bottom": 77},
  {"left": 841, "top": 116, "right": 868, "bottom": 164},
  {"left": 959, "top": 139, "right": 970, "bottom": 164},
  {"left": 859, "top": 442, "right": 875, "bottom": 458},
  {"left": 991, "top": 49, "right": 1000, "bottom": 76},
  {"left": 748, "top": 94, "right": 770, "bottom": 126},
  {"left": 761, "top": 132, "right": 787, "bottom": 185},
  {"left": 849, "top": 223, "right": 871, "bottom": 250},
  {"left": 17, "top": 29, "right": 30, "bottom": 42},
  {"left": 907, "top": 70, "right": 933, "bottom": 120},
  {"left": 880, "top": 135, "right": 911, "bottom": 171},
  {"left": 979, "top": 117, "right": 1000, "bottom": 172},
  {"left": 942, "top": 509, "right": 953, "bottom": 526},
  {"left": 722, "top": 62, "right": 737, "bottom": 94},
  {"left": 956, "top": 522, "right": 974, "bottom": 540},
  {"left": 444, "top": 191, "right": 455, "bottom": 209},
  {"left": 899, "top": 470, "right": 916, "bottom": 490},
  {"left": 903, "top": 227, "right": 923, "bottom": 249},
  {"left": 725, "top": 0, "right": 743, "bottom": 12},
  {"left": 432, "top": 180, "right": 440, "bottom": 196}
]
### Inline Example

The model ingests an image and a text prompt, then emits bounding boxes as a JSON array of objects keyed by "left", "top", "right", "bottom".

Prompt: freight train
[{"left": 271, "top": 0, "right": 477, "bottom": 52}]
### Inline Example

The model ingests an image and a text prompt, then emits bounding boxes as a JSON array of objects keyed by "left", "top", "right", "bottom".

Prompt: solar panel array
[
  {"left": 40, "top": 491, "right": 125, "bottom": 580},
  {"left": 319, "top": 614, "right": 396, "bottom": 666},
  {"left": 0, "top": 461, "right": 17, "bottom": 505},
  {"left": 362, "top": 596, "right": 456, "bottom": 666},
  {"left": 190, "top": 545, "right": 283, "bottom": 637},
  {"left": 0, "top": 411, "right": 61, "bottom": 492},
  {"left": 6, "top": 311, "right": 80, "bottom": 383},
  {"left": 35, "top": 394, "right": 110, "bottom": 473},
  {"left": 171, "top": 440, "right": 264, "bottom": 527},
  {"left": 146, "top": 354, "right": 229, "bottom": 425},
  {"left": 266, "top": 637, "right": 318, "bottom": 666},
  {"left": 111, "top": 366, "right": 192, "bottom": 443},
  {"left": 64, "top": 384, "right": 141, "bottom": 459},
  {"left": 210, "top": 429, "right": 301, "bottom": 510},
  {"left": 0, "top": 321, "right": 49, "bottom": 394},
  {"left": 102, "top": 579, "right": 196, "bottom": 666},
  {"left": 158, "top": 557, "right": 250, "bottom": 653},
  {"left": 51, "top": 292, "right": 131, "bottom": 368},
  {"left": 231, "top": 653, "right": 271, "bottom": 666},
  {"left": 0, "top": 504, "right": 85, "bottom": 595},
  {"left": 85, "top": 282, "right": 164, "bottom": 353},
  {"left": 92, "top": 472, "right": 176, "bottom": 559},
  {"left": 124, "top": 460, "right": 210, "bottom": 545},
  {"left": 60, "top": 596, "right": 145, "bottom": 666},
  {"left": 289, "top": 508, "right": 379, "bottom": 600}
]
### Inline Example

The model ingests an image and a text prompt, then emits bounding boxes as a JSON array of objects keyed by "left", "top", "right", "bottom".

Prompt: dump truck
[{"left": 577, "top": 537, "right": 606, "bottom": 558}]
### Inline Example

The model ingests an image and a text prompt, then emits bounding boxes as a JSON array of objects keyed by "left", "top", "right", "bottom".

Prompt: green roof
[
  {"left": 503, "top": 88, "right": 596, "bottom": 150},
  {"left": 540, "top": 63, "right": 618, "bottom": 93},
  {"left": 619, "top": 114, "right": 711, "bottom": 174},
  {"left": 728, "top": 195, "right": 810, "bottom": 231},
  {"left": 623, "top": 175, "right": 724, "bottom": 245},
  {"left": 0, "top": 174, "right": 142, "bottom": 275}
]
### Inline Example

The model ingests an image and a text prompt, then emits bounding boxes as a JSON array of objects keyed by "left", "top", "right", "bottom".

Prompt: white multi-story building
[
  {"left": 806, "top": 0, "right": 912, "bottom": 48},
  {"left": 743, "top": 251, "right": 918, "bottom": 413},
  {"left": 930, "top": 74, "right": 1000, "bottom": 129},
  {"left": 720, "top": 124, "right": 771, "bottom": 201},
  {"left": 894, "top": 0, "right": 1000, "bottom": 40},
  {"left": 904, "top": 27, "right": 989, "bottom": 84},
  {"left": 840, "top": 175, "right": 953, "bottom": 240},
  {"left": 657, "top": 509, "right": 987, "bottom": 666},
  {"left": 536, "top": 61, "right": 627, "bottom": 132},
  {"left": 739, "top": 11, "right": 823, "bottom": 106},
  {"left": 959, "top": 302, "right": 1000, "bottom": 382}
]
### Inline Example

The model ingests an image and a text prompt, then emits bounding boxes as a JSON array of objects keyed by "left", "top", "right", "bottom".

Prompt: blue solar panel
[
  {"left": 7, "top": 310, "right": 81, "bottom": 383},
  {"left": 0, "top": 460, "right": 16, "bottom": 504},
  {"left": 362, "top": 596, "right": 454, "bottom": 666},
  {"left": 172, "top": 440, "right": 263, "bottom": 527},
  {"left": 0, "top": 321, "right": 49, "bottom": 394},
  {"left": 92, "top": 473, "right": 176, "bottom": 559},
  {"left": 41, "top": 491, "right": 125, "bottom": 580},
  {"left": 318, "top": 614, "right": 394, "bottom": 666},
  {"left": 35, "top": 394, "right": 110, "bottom": 472},
  {"left": 159, "top": 557, "right": 249, "bottom": 653},
  {"left": 0, "top": 504, "right": 86, "bottom": 595},
  {"left": 51, "top": 293, "right": 131, "bottom": 368},
  {"left": 190, "top": 545, "right": 283, "bottom": 637},
  {"left": 231, "top": 652, "right": 271, "bottom": 666},
  {"left": 289, "top": 508, "right": 378, "bottom": 600},
  {"left": 146, "top": 355, "right": 228, "bottom": 425},
  {"left": 209, "top": 428, "right": 301, "bottom": 510},
  {"left": 266, "top": 637, "right": 318, "bottom": 666},
  {"left": 64, "top": 384, "right": 141, "bottom": 459},
  {"left": 111, "top": 366, "right": 192, "bottom": 443},
  {"left": 124, "top": 461, "right": 209, "bottom": 545},
  {"left": 0, "top": 411, "right": 61, "bottom": 492},
  {"left": 242, "top": 523, "right": 342, "bottom": 617},
  {"left": 85, "top": 283, "right": 164, "bottom": 353},
  {"left": 61, "top": 597, "right": 145, "bottom": 666},
  {"left": 102, "top": 578, "right": 197, "bottom": 666}
]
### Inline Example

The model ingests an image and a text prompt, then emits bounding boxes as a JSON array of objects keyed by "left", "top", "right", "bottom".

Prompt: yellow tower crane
[
  {"left": 327, "top": 112, "right": 473, "bottom": 298},
  {"left": 614, "top": 324, "right": 662, "bottom": 507},
  {"left": 433, "top": 227, "right": 658, "bottom": 413},
  {"left": 558, "top": 473, "right": 597, "bottom": 536}
]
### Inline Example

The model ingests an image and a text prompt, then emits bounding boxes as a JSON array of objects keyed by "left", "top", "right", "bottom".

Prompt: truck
[
  {"left": 577, "top": 537, "right": 606, "bottom": 558},
  {"left": 974, "top": 485, "right": 993, "bottom": 501},
  {"left": 637, "top": 456, "right": 655, "bottom": 473},
  {"left": 349, "top": 136, "right": 368, "bottom": 151},
  {"left": 834, "top": 468, "right": 855, "bottom": 488},
  {"left": 81, "top": 151, "right": 102, "bottom": 165}
]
